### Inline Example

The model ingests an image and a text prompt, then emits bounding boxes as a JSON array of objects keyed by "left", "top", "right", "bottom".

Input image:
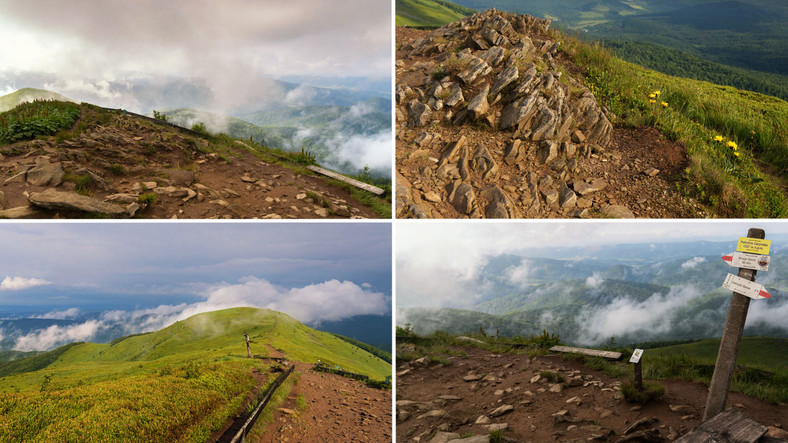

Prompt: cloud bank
[
  {"left": 11, "top": 277, "right": 388, "bottom": 351},
  {"left": 0, "top": 276, "right": 52, "bottom": 291},
  {"left": 574, "top": 286, "right": 702, "bottom": 345},
  {"left": 681, "top": 256, "right": 706, "bottom": 269},
  {"left": 0, "top": 1, "right": 390, "bottom": 113}
]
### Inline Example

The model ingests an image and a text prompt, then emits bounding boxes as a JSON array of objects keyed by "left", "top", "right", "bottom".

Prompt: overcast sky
[
  {"left": 397, "top": 220, "right": 788, "bottom": 308},
  {"left": 0, "top": 0, "right": 391, "bottom": 110},
  {"left": 0, "top": 222, "right": 391, "bottom": 319}
]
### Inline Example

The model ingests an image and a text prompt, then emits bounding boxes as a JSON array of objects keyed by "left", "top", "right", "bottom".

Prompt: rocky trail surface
[
  {"left": 263, "top": 361, "right": 392, "bottom": 443},
  {"left": 0, "top": 108, "right": 380, "bottom": 219},
  {"left": 396, "top": 12, "right": 707, "bottom": 218},
  {"left": 396, "top": 346, "right": 787, "bottom": 442}
]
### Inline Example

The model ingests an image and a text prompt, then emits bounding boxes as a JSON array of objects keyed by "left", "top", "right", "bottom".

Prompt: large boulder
[{"left": 28, "top": 189, "right": 137, "bottom": 218}]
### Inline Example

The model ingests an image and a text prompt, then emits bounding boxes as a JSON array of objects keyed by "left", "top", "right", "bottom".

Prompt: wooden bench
[{"left": 548, "top": 345, "right": 622, "bottom": 360}]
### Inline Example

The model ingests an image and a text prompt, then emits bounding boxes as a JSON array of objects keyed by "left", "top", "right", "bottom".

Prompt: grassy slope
[
  {"left": 396, "top": 0, "right": 476, "bottom": 26},
  {"left": 606, "top": 40, "right": 788, "bottom": 101},
  {"left": 0, "top": 307, "right": 390, "bottom": 442},
  {"left": 559, "top": 33, "right": 788, "bottom": 217},
  {"left": 0, "top": 88, "right": 74, "bottom": 112},
  {"left": 647, "top": 337, "right": 788, "bottom": 370}
]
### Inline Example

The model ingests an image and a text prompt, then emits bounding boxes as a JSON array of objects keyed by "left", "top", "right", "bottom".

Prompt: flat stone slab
[{"left": 29, "top": 189, "right": 134, "bottom": 218}]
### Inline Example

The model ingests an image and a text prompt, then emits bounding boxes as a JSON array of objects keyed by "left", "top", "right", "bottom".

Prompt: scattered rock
[
  {"left": 669, "top": 405, "right": 695, "bottom": 415},
  {"left": 26, "top": 161, "right": 64, "bottom": 187},
  {"left": 599, "top": 204, "right": 635, "bottom": 218},
  {"left": 489, "top": 404, "right": 514, "bottom": 417}
]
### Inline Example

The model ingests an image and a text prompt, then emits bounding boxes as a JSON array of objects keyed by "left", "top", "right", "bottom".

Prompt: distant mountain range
[
  {"left": 399, "top": 240, "right": 788, "bottom": 346},
  {"left": 396, "top": 0, "right": 788, "bottom": 100}
]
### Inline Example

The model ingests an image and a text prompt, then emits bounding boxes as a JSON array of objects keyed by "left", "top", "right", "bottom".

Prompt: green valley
[{"left": 396, "top": 0, "right": 476, "bottom": 27}]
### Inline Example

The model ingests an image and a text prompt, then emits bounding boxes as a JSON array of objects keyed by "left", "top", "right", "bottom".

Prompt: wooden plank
[
  {"left": 676, "top": 408, "right": 767, "bottom": 443},
  {"left": 307, "top": 165, "right": 385, "bottom": 195},
  {"left": 549, "top": 345, "right": 622, "bottom": 360}
]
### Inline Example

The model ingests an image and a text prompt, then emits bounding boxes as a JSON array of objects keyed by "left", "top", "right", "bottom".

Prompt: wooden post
[
  {"left": 629, "top": 348, "right": 644, "bottom": 391},
  {"left": 634, "top": 361, "right": 643, "bottom": 391},
  {"left": 245, "top": 332, "right": 252, "bottom": 359},
  {"left": 703, "top": 228, "right": 764, "bottom": 421}
]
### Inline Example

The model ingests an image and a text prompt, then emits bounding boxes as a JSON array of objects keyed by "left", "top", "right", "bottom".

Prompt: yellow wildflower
[
  {"left": 713, "top": 135, "right": 724, "bottom": 142},
  {"left": 734, "top": 151, "right": 740, "bottom": 157},
  {"left": 649, "top": 99, "right": 656, "bottom": 104},
  {"left": 654, "top": 90, "right": 661, "bottom": 96},
  {"left": 648, "top": 93, "right": 656, "bottom": 99},
  {"left": 661, "top": 101, "right": 668, "bottom": 107},
  {"left": 727, "top": 141, "right": 738, "bottom": 149}
]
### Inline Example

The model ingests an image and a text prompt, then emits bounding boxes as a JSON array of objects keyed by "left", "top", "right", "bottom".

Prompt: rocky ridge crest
[{"left": 396, "top": 10, "right": 685, "bottom": 219}]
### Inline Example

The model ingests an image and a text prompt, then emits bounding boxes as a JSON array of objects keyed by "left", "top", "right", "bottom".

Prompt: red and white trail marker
[
  {"left": 722, "top": 273, "right": 770, "bottom": 299},
  {"left": 721, "top": 251, "right": 770, "bottom": 271}
]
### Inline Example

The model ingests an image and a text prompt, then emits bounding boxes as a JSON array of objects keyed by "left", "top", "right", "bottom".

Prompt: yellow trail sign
[{"left": 737, "top": 237, "right": 770, "bottom": 255}]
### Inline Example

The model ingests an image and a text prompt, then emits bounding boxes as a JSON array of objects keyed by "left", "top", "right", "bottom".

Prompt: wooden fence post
[
  {"left": 703, "top": 228, "right": 764, "bottom": 421},
  {"left": 629, "top": 348, "right": 644, "bottom": 391}
]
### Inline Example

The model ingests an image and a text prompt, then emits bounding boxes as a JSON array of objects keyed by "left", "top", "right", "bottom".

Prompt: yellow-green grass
[
  {"left": 558, "top": 34, "right": 788, "bottom": 217},
  {"left": 646, "top": 337, "right": 788, "bottom": 370},
  {"left": 0, "top": 359, "right": 266, "bottom": 443},
  {"left": 0, "top": 88, "right": 74, "bottom": 112},
  {"left": 396, "top": 0, "right": 475, "bottom": 27},
  {"left": 0, "top": 308, "right": 391, "bottom": 441}
]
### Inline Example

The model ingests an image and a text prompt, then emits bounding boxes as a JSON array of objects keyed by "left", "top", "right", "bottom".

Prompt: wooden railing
[{"left": 219, "top": 364, "right": 295, "bottom": 443}]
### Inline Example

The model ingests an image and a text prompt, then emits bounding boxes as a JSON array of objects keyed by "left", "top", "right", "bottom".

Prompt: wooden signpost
[
  {"left": 703, "top": 228, "right": 769, "bottom": 421},
  {"left": 630, "top": 348, "right": 644, "bottom": 391},
  {"left": 245, "top": 332, "right": 252, "bottom": 359}
]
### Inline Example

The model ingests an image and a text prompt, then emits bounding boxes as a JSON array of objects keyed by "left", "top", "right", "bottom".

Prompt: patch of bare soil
[
  {"left": 0, "top": 110, "right": 380, "bottom": 219},
  {"left": 396, "top": 346, "right": 786, "bottom": 442},
  {"left": 261, "top": 362, "right": 392, "bottom": 443}
]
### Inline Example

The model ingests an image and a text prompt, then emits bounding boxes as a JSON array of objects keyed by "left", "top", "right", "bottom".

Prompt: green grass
[
  {"left": 396, "top": 328, "right": 560, "bottom": 364},
  {"left": 0, "top": 308, "right": 391, "bottom": 441},
  {"left": 621, "top": 380, "right": 665, "bottom": 404},
  {"left": 0, "top": 100, "right": 81, "bottom": 145},
  {"left": 561, "top": 35, "right": 788, "bottom": 217},
  {"left": 138, "top": 192, "right": 158, "bottom": 205},
  {"left": 647, "top": 337, "right": 788, "bottom": 369},
  {"left": 0, "top": 88, "right": 73, "bottom": 112},
  {"left": 62, "top": 172, "right": 95, "bottom": 196},
  {"left": 396, "top": 0, "right": 476, "bottom": 27},
  {"left": 325, "top": 178, "right": 392, "bottom": 218}
]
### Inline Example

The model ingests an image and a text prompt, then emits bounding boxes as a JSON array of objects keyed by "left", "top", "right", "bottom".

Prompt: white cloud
[
  {"left": 284, "top": 84, "right": 318, "bottom": 106},
  {"left": 681, "top": 256, "right": 706, "bottom": 269},
  {"left": 323, "top": 130, "right": 392, "bottom": 173},
  {"left": 14, "top": 320, "right": 102, "bottom": 352},
  {"left": 13, "top": 277, "right": 388, "bottom": 351},
  {"left": 32, "top": 307, "right": 80, "bottom": 320},
  {"left": 747, "top": 300, "right": 788, "bottom": 333},
  {"left": 505, "top": 259, "right": 532, "bottom": 289},
  {"left": 585, "top": 273, "right": 604, "bottom": 288},
  {"left": 0, "top": 0, "right": 390, "bottom": 112},
  {"left": 574, "top": 286, "right": 701, "bottom": 345},
  {"left": 0, "top": 276, "right": 52, "bottom": 291}
]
